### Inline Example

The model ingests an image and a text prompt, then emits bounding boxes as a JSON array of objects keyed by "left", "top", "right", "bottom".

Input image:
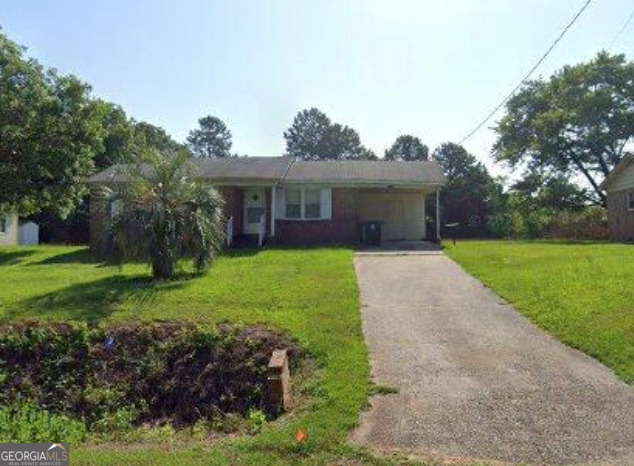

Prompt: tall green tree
[
  {"left": 107, "top": 150, "right": 225, "bottom": 279},
  {"left": 187, "top": 115, "right": 232, "bottom": 158},
  {"left": 384, "top": 135, "right": 429, "bottom": 161},
  {"left": 494, "top": 52, "right": 634, "bottom": 205},
  {"left": 0, "top": 30, "right": 103, "bottom": 218},
  {"left": 284, "top": 107, "right": 376, "bottom": 160},
  {"left": 132, "top": 121, "right": 185, "bottom": 155},
  {"left": 92, "top": 100, "right": 136, "bottom": 170},
  {"left": 510, "top": 171, "right": 588, "bottom": 212},
  {"left": 432, "top": 142, "right": 503, "bottom": 237}
]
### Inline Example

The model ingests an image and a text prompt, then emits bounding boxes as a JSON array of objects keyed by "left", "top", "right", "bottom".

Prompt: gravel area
[{"left": 352, "top": 253, "right": 634, "bottom": 465}]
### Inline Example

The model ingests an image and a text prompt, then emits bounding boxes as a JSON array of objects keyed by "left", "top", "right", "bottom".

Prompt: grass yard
[
  {"left": 0, "top": 246, "right": 383, "bottom": 465},
  {"left": 445, "top": 240, "right": 634, "bottom": 384}
]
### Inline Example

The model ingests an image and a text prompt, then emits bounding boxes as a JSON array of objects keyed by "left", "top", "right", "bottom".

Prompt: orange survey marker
[{"left": 295, "top": 429, "right": 309, "bottom": 443}]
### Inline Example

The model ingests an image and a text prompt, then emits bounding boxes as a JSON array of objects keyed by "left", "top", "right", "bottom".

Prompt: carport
[{"left": 356, "top": 188, "right": 431, "bottom": 241}]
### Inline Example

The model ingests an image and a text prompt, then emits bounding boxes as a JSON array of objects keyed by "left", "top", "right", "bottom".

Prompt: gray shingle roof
[
  {"left": 88, "top": 157, "right": 445, "bottom": 185},
  {"left": 282, "top": 160, "right": 445, "bottom": 185},
  {"left": 88, "top": 157, "right": 292, "bottom": 183},
  {"left": 195, "top": 156, "right": 292, "bottom": 180}
]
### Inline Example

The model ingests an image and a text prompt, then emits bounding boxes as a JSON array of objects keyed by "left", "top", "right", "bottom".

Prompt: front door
[{"left": 243, "top": 187, "right": 265, "bottom": 235}]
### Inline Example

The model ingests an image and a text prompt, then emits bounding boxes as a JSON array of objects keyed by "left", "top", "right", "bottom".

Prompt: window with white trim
[
  {"left": 0, "top": 217, "right": 7, "bottom": 234},
  {"left": 628, "top": 191, "right": 634, "bottom": 211},
  {"left": 304, "top": 189, "right": 321, "bottom": 219},
  {"left": 283, "top": 187, "right": 328, "bottom": 220},
  {"left": 285, "top": 189, "right": 302, "bottom": 219}
]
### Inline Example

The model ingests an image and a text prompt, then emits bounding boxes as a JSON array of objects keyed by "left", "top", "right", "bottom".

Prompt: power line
[
  {"left": 608, "top": 3, "right": 634, "bottom": 50},
  {"left": 458, "top": 0, "right": 594, "bottom": 145}
]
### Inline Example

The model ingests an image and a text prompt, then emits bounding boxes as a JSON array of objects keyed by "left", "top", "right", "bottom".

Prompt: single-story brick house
[
  {"left": 602, "top": 153, "right": 634, "bottom": 242},
  {"left": 87, "top": 157, "right": 446, "bottom": 253}
]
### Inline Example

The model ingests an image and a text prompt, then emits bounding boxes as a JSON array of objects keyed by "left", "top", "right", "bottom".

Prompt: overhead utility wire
[
  {"left": 608, "top": 4, "right": 634, "bottom": 50},
  {"left": 457, "top": 0, "right": 593, "bottom": 145}
]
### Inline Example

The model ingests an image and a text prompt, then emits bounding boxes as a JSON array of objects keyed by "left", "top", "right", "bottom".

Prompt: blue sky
[{"left": 2, "top": 0, "right": 633, "bottom": 176}]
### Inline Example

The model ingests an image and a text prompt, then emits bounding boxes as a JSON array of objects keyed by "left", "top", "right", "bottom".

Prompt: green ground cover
[
  {"left": 445, "top": 240, "right": 634, "bottom": 384},
  {"left": 0, "top": 246, "right": 393, "bottom": 465}
]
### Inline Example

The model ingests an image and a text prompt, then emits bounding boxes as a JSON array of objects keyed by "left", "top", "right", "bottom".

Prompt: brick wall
[
  {"left": 275, "top": 188, "right": 359, "bottom": 244},
  {"left": 90, "top": 185, "right": 358, "bottom": 250},
  {"left": 219, "top": 186, "right": 244, "bottom": 234},
  {"left": 607, "top": 189, "right": 634, "bottom": 242}
]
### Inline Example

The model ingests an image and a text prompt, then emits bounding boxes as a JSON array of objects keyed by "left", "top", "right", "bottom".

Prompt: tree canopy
[
  {"left": 133, "top": 121, "right": 185, "bottom": 155},
  {"left": 384, "top": 135, "right": 429, "bottom": 161},
  {"left": 92, "top": 100, "right": 136, "bottom": 170},
  {"left": 284, "top": 108, "right": 376, "bottom": 160},
  {"left": 433, "top": 142, "right": 503, "bottom": 237},
  {"left": 0, "top": 31, "right": 103, "bottom": 218},
  {"left": 509, "top": 171, "right": 588, "bottom": 212},
  {"left": 0, "top": 29, "right": 189, "bottom": 221},
  {"left": 494, "top": 52, "right": 634, "bottom": 205},
  {"left": 187, "top": 115, "right": 232, "bottom": 158}
]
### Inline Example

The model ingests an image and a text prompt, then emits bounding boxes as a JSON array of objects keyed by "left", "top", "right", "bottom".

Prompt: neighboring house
[
  {"left": 602, "top": 153, "right": 634, "bottom": 242},
  {"left": 87, "top": 157, "right": 446, "bottom": 254},
  {"left": 0, "top": 214, "right": 19, "bottom": 246}
]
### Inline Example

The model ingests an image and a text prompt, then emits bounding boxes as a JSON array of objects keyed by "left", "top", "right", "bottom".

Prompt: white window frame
[
  {"left": 628, "top": 190, "right": 634, "bottom": 212},
  {"left": 304, "top": 188, "right": 322, "bottom": 219},
  {"left": 282, "top": 187, "right": 328, "bottom": 221},
  {"left": 284, "top": 188, "right": 302, "bottom": 219},
  {"left": 0, "top": 216, "right": 7, "bottom": 235}
]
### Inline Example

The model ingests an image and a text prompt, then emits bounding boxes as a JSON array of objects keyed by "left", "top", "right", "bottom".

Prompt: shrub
[
  {"left": 548, "top": 206, "right": 608, "bottom": 240},
  {"left": 0, "top": 322, "right": 300, "bottom": 434},
  {"left": 486, "top": 214, "right": 513, "bottom": 238},
  {"left": 486, "top": 207, "right": 605, "bottom": 240},
  {"left": 0, "top": 403, "right": 88, "bottom": 443},
  {"left": 523, "top": 211, "right": 551, "bottom": 239}
]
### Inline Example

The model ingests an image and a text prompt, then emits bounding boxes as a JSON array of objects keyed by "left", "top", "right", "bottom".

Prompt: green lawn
[
  {"left": 445, "top": 240, "right": 634, "bottom": 384},
  {"left": 0, "top": 246, "right": 386, "bottom": 465}
]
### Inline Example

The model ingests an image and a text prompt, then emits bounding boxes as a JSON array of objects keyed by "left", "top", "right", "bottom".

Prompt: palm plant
[{"left": 106, "top": 150, "right": 224, "bottom": 279}]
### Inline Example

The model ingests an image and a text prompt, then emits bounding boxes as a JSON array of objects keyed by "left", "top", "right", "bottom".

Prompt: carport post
[
  {"left": 271, "top": 185, "right": 276, "bottom": 237},
  {"left": 435, "top": 189, "right": 441, "bottom": 241}
]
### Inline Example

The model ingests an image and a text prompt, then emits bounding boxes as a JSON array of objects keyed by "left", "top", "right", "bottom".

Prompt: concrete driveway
[{"left": 352, "top": 252, "right": 634, "bottom": 465}]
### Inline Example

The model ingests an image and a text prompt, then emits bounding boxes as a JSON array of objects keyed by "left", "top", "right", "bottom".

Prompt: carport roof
[{"left": 282, "top": 160, "right": 445, "bottom": 185}]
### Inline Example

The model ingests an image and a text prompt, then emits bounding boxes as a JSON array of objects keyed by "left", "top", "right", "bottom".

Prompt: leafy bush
[
  {"left": 247, "top": 409, "right": 267, "bottom": 434},
  {"left": 0, "top": 403, "right": 87, "bottom": 443},
  {"left": 486, "top": 207, "right": 606, "bottom": 240},
  {"left": 523, "top": 211, "right": 551, "bottom": 239},
  {"left": 0, "top": 322, "right": 299, "bottom": 433},
  {"left": 548, "top": 206, "right": 608, "bottom": 240},
  {"left": 486, "top": 214, "right": 513, "bottom": 238}
]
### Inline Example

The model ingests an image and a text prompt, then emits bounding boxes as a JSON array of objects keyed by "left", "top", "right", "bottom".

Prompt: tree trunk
[
  {"left": 151, "top": 244, "right": 174, "bottom": 279},
  {"left": 569, "top": 154, "right": 607, "bottom": 206}
]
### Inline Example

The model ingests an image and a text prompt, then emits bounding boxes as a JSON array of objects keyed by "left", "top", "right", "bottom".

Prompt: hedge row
[{"left": 0, "top": 322, "right": 299, "bottom": 429}]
